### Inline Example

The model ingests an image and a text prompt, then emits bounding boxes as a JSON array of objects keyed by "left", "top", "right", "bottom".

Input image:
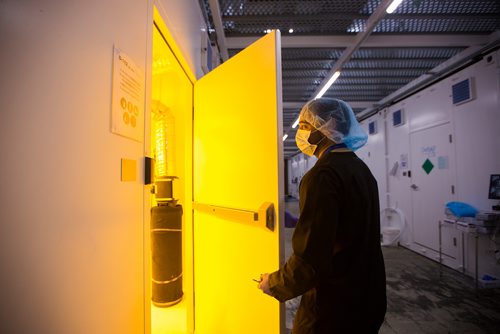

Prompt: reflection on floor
[
  {"left": 284, "top": 198, "right": 500, "bottom": 334},
  {"left": 151, "top": 300, "right": 186, "bottom": 334},
  {"left": 381, "top": 246, "right": 500, "bottom": 334}
]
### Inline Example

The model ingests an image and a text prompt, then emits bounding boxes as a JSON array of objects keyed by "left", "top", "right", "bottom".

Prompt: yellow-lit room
[
  {"left": 148, "top": 10, "right": 195, "bottom": 334},
  {"left": 148, "top": 7, "right": 285, "bottom": 333}
]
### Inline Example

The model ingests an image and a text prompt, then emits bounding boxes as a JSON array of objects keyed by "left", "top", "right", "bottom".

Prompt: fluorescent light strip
[
  {"left": 315, "top": 71, "right": 341, "bottom": 99},
  {"left": 282, "top": 134, "right": 288, "bottom": 141},
  {"left": 292, "top": 118, "right": 299, "bottom": 129},
  {"left": 386, "top": 0, "right": 403, "bottom": 14}
]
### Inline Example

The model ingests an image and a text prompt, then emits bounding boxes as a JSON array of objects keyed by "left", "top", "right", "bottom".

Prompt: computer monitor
[{"left": 488, "top": 174, "right": 500, "bottom": 200}]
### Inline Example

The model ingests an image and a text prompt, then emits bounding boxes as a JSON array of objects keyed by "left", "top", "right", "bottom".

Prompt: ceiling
[{"left": 199, "top": 0, "right": 500, "bottom": 159}]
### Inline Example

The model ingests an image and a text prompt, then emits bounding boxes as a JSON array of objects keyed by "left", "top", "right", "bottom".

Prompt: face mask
[{"left": 296, "top": 129, "right": 323, "bottom": 156}]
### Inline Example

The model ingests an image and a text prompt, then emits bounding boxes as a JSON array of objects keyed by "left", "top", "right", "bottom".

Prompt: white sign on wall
[
  {"left": 111, "top": 46, "right": 144, "bottom": 142},
  {"left": 400, "top": 153, "right": 409, "bottom": 169}
]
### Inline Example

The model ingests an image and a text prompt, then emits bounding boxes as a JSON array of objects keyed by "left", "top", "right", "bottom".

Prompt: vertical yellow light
[
  {"left": 154, "top": 113, "right": 167, "bottom": 177},
  {"left": 152, "top": 106, "right": 175, "bottom": 178}
]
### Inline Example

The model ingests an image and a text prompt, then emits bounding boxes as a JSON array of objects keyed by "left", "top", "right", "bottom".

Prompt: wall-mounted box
[
  {"left": 392, "top": 109, "right": 405, "bottom": 127},
  {"left": 368, "top": 120, "right": 377, "bottom": 135},
  {"left": 452, "top": 77, "right": 475, "bottom": 105}
]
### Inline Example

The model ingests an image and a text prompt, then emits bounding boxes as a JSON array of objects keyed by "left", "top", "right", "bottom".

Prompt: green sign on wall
[{"left": 422, "top": 159, "right": 434, "bottom": 175}]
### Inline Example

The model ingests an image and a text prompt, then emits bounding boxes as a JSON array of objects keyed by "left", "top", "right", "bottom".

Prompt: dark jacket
[{"left": 268, "top": 151, "right": 387, "bottom": 333}]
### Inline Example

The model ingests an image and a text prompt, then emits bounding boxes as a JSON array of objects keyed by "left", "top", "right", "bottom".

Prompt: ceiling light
[
  {"left": 282, "top": 134, "right": 288, "bottom": 141},
  {"left": 292, "top": 117, "right": 300, "bottom": 129},
  {"left": 315, "top": 71, "right": 341, "bottom": 99},
  {"left": 386, "top": 0, "right": 403, "bottom": 14}
]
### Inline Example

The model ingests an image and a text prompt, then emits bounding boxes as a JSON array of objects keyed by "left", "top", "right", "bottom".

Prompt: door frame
[{"left": 144, "top": 6, "right": 197, "bottom": 334}]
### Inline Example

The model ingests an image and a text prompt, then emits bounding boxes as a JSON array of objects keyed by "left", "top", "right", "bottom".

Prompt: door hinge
[
  {"left": 451, "top": 185, "right": 455, "bottom": 194},
  {"left": 449, "top": 134, "right": 453, "bottom": 143}
]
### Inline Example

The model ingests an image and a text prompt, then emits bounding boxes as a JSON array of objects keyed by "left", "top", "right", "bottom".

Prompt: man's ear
[
  {"left": 331, "top": 119, "right": 337, "bottom": 129},
  {"left": 308, "top": 129, "right": 324, "bottom": 144}
]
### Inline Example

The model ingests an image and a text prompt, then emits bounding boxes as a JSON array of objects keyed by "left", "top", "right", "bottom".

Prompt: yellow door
[{"left": 193, "top": 31, "right": 284, "bottom": 333}]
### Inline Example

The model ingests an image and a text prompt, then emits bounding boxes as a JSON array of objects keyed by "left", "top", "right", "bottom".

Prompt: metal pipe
[
  {"left": 208, "top": 0, "right": 229, "bottom": 61},
  {"left": 439, "top": 220, "right": 442, "bottom": 279}
]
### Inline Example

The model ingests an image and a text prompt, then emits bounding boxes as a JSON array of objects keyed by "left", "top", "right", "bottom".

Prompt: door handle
[
  {"left": 411, "top": 184, "right": 419, "bottom": 190},
  {"left": 193, "top": 201, "right": 275, "bottom": 231}
]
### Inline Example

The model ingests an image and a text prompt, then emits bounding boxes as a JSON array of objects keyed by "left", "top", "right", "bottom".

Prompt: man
[{"left": 259, "top": 98, "right": 387, "bottom": 333}]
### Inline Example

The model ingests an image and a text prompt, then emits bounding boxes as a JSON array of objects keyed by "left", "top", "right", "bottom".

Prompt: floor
[{"left": 284, "top": 198, "right": 500, "bottom": 334}]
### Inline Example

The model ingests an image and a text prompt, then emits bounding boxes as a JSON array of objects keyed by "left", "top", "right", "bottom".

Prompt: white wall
[
  {"left": 360, "top": 50, "right": 500, "bottom": 279},
  {"left": 452, "top": 54, "right": 500, "bottom": 212},
  {"left": 384, "top": 101, "right": 413, "bottom": 246},
  {"left": 451, "top": 51, "right": 500, "bottom": 277},
  {"left": 358, "top": 111, "right": 388, "bottom": 212},
  {"left": 0, "top": 0, "right": 205, "bottom": 333},
  {"left": 388, "top": 80, "right": 459, "bottom": 265},
  {"left": 286, "top": 154, "right": 317, "bottom": 199}
]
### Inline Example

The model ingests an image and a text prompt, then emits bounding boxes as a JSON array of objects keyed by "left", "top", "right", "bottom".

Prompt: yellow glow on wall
[{"left": 152, "top": 57, "right": 172, "bottom": 75}]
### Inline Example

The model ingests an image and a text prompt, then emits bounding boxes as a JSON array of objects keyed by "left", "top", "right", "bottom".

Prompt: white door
[
  {"left": 193, "top": 31, "right": 285, "bottom": 333},
  {"left": 410, "top": 123, "right": 457, "bottom": 257}
]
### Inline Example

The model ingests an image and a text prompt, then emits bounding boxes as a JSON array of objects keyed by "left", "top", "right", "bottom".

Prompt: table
[{"left": 438, "top": 219, "right": 479, "bottom": 291}]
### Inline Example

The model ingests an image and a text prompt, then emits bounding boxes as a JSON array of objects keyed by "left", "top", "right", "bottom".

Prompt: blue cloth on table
[{"left": 445, "top": 201, "right": 478, "bottom": 218}]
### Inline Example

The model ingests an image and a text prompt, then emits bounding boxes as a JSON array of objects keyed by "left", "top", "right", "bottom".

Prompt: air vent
[
  {"left": 452, "top": 78, "right": 474, "bottom": 105},
  {"left": 368, "top": 120, "right": 377, "bottom": 135},
  {"left": 392, "top": 109, "right": 404, "bottom": 127}
]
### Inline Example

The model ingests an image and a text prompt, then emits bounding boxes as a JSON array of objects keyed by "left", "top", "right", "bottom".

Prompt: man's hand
[{"left": 258, "top": 273, "right": 272, "bottom": 296}]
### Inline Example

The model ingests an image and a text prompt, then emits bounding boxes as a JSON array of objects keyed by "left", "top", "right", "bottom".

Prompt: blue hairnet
[{"left": 299, "top": 97, "right": 368, "bottom": 151}]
